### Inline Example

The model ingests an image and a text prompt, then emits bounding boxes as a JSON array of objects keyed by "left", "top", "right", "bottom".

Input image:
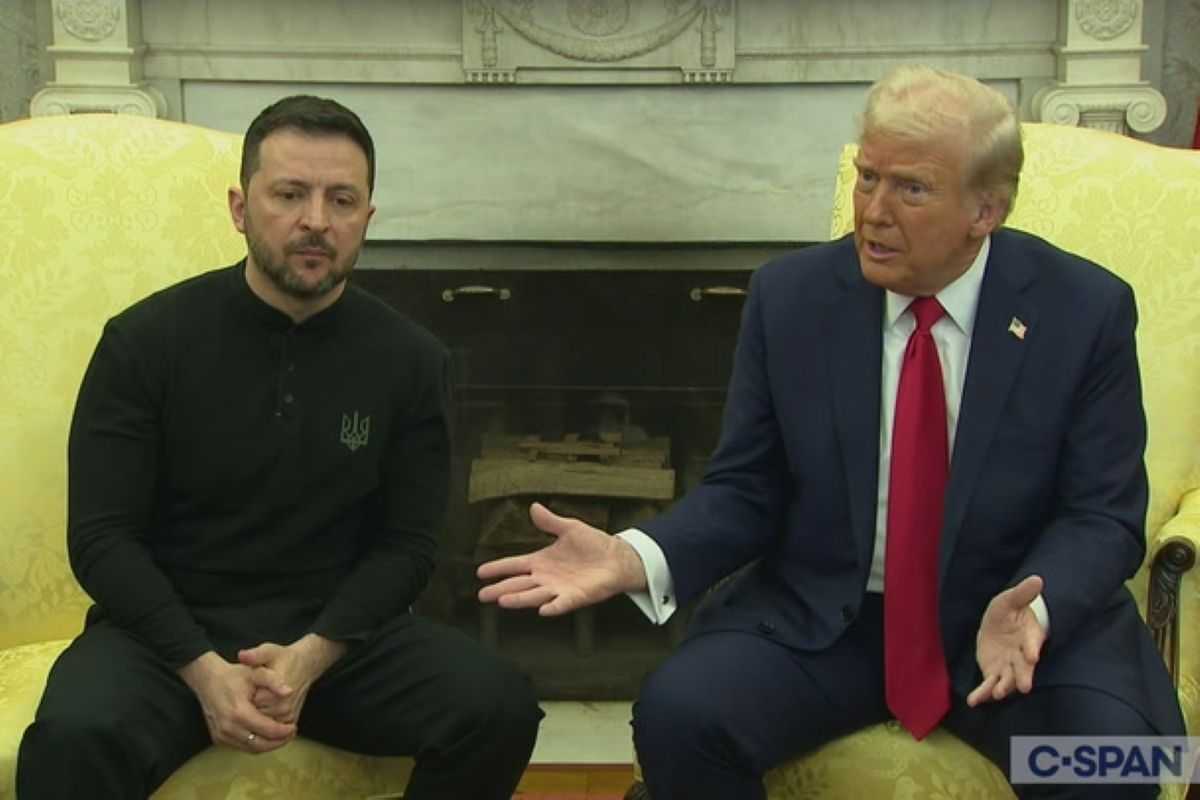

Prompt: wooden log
[
  {"left": 517, "top": 439, "right": 622, "bottom": 461},
  {"left": 480, "top": 433, "right": 671, "bottom": 468},
  {"left": 468, "top": 458, "right": 675, "bottom": 503}
]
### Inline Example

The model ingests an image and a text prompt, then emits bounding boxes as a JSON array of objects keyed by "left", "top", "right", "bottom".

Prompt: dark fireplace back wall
[
  {"left": 352, "top": 267, "right": 752, "bottom": 698},
  {"left": 355, "top": 269, "right": 750, "bottom": 386}
]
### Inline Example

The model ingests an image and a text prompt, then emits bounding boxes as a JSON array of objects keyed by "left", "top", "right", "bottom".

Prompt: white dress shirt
[{"left": 619, "top": 236, "right": 1049, "bottom": 633}]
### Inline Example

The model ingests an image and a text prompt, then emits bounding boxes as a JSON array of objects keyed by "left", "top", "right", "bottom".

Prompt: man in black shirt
[{"left": 17, "top": 95, "right": 542, "bottom": 799}]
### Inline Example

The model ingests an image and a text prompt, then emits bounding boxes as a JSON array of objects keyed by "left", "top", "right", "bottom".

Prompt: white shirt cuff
[
  {"left": 1031, "top": 592, "right": 1050, "bottom": 636},
  {"left": 616, "top": 528, "right": 677, "bottom": 625}
]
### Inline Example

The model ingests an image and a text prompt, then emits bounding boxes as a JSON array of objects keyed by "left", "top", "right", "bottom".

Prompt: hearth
[{"left": 353, "top": 256, "right": 768, "bottom": 698}]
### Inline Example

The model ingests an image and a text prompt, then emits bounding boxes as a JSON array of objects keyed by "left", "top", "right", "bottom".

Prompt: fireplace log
[{"left": 469, "top": 459, "right": 675, "bottom": 502}]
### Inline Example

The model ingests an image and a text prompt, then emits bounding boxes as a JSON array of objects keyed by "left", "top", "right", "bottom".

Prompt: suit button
[
  {"left": 841, "top": 605, "right": 856, "bottom": 624},
  {"left": 756, "top": 621, "right": 776, "bottom": 636}
]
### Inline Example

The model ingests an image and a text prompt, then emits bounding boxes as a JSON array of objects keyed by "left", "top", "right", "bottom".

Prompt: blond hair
[{"left": 860, "top": 65, "right": 1023, "bottom": 221}]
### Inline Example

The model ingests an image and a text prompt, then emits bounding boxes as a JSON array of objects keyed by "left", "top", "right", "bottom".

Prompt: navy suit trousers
[{"left": 633, "top": 595, "right": 1162, "bottom": 800}]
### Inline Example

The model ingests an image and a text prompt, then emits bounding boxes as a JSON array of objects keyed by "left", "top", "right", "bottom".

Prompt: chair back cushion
[{"left": 0, "top": 114, "right": 246, "bottom": 648}]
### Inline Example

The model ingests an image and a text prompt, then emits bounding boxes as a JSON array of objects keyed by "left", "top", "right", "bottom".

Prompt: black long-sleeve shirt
[{"left": 67, "top": 262, "right": 451, "bottom": 667}]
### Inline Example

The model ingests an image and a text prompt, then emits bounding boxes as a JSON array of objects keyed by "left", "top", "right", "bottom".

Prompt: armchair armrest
[{"left": 1146, "top": 488, "right": 1200, "bottom": 686}]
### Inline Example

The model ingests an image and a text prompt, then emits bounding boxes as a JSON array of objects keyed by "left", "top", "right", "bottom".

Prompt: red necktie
[{"left": 884, "top": 296, "right": 951, "bottom": 740}]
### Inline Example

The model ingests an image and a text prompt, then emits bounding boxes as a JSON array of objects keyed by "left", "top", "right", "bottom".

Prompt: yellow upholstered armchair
[
  {"left": 629, "top": 124, "right": 1200, "bottom": 799},
  {"left": 0, "top": 114, "right": 413, "bottom": 798}
]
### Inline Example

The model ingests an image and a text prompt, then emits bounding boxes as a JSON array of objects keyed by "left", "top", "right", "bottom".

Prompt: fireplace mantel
[{"left": 34, "top": 0, "right": 1166, "bottom": 244}]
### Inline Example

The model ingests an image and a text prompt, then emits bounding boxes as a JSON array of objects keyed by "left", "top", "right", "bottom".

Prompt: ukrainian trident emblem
[{"left": 340, "top": 412, "right": 370, "bottom": 452}]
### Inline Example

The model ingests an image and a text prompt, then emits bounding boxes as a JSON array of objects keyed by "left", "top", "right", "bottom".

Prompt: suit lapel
[
  {"left": 828, "top": 247, "right": 885, "bottom": 574},
  {"left": 940, "top": 232, "right": 1038, "bottom": 578}
]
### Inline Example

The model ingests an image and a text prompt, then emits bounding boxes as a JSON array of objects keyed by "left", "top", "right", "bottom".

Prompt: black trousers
[
  {"left": 17, "top": 614, "right": 542, "bottom": 799},
  {"left": 632, "top": 596, "right": 1166, "bottom": 800}
]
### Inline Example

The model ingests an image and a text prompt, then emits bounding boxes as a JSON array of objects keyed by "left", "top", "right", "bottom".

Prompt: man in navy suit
[{"left": 478, "top": 65, "right": 1185, "bottom": 798}]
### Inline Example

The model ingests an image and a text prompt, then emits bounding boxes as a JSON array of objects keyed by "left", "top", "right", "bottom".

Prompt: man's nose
[
  {"left": 860, "top": 185, "right": 893, "bottom": 225},
  {"left": 300, "top": 196, "right": 330, "bottom": 230}
]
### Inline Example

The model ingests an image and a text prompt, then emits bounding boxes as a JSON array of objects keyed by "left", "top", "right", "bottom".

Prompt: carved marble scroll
[{"left": 462, "top": 0, "right": 735, "bottom": 84}]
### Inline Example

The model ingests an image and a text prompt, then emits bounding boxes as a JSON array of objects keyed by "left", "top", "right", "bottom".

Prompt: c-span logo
[
  {"left": 340, "top": 412, "right": 370, "bottom": 452},
  {"left": 1011, "top": 737, "right": 1200, "bottom": 785}
]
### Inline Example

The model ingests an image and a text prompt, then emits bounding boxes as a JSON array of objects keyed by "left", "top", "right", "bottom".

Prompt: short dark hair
[{"left": 240, "top": 95, "right": 376, "bottom": 196}]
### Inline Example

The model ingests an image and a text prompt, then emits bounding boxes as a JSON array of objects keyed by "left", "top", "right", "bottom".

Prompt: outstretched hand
[
  {"left": 967, "top": 575, "right": 1047, "bottom": 707},
  {"left": 477, "top": 502, "right": 648, "bottom": 616}
]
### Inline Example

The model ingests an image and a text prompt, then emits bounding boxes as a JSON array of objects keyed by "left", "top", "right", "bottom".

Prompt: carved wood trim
[
  {"left": 624, "top": 780, "right": 651, "bottom": 800},
  {"left": 1147, "top": 537, "right": 1196, "bottom": 687}
]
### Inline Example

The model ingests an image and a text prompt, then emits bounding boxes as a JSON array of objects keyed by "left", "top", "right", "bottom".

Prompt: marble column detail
[
  {"left": 1035, "top": 84, "right": 1166, "bottom": 133},
  {"left": 1033, "top": 0, "right": 1166, "bottom": 134},
  {"left": 31, "top": 0, "right": 165, "bottom": 117}
]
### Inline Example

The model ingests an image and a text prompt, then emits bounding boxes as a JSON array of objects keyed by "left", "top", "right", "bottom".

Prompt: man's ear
[
  {"left": 969, "top": 193, "right": 1004, "bottom": 238},
  {"left": 228, "top": 186, "right": 247, "bottom": 234}
]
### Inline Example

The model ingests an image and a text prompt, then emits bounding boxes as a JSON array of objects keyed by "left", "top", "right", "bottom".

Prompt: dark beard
[{"left": 246, "top": 229, "right": 353, "bottom": 300}]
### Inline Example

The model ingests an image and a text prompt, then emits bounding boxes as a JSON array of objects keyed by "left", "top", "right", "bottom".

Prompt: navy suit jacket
[{"left": 642, "top": 228, "right": 1184, "bottom": 736}]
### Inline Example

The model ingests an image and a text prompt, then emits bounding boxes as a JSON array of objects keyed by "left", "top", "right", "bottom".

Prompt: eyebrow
[
  {"left": 852, "top": 160, "right": 933, "bottom": 185},
  {"left": 269, "top": 177, "right": 363, "bottom": 195}
]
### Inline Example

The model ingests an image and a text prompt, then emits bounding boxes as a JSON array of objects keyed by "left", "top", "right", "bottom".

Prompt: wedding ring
[{"left": 247, "top": 732, "right": 257, "bottom": 744}]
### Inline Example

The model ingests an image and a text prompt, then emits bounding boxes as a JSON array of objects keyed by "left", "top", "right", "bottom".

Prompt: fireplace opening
[{"left": 354, "top": 263, "right": 758, "bottom": 698}]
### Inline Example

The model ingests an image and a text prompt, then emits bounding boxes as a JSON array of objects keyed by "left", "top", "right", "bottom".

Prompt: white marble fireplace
[{"left": 33, "top": 0, "right": 1167, "bottom": 247}]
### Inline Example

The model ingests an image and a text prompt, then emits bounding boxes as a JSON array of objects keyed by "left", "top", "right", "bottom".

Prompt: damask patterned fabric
[
  {"left": 762, "top": 724, "right": 1012, "bottom": 799},
  {"left": 0, "top": 114, "right": 413, "bottom": 798}
]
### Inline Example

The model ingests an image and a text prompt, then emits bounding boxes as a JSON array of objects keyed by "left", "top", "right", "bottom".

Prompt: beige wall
[
  {"left": 1154, "top": 0, "right": 1200, "bottom": 147},
  {"left": 0, "top": 0, "right": 49, "bottom": 122}
]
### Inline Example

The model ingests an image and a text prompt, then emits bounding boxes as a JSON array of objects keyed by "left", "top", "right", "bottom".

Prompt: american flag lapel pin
[{"left": 1008, "top": 316, "right": 1028, "bottom": 341}]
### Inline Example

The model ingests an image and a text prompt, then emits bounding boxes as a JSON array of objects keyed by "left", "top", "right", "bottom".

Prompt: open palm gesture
[
  {"left": 477, "top": 502, "right": 647, "bottom": 616},
  {"left": 967, "top": 575, "right": 1047, "bottom": 707}
]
